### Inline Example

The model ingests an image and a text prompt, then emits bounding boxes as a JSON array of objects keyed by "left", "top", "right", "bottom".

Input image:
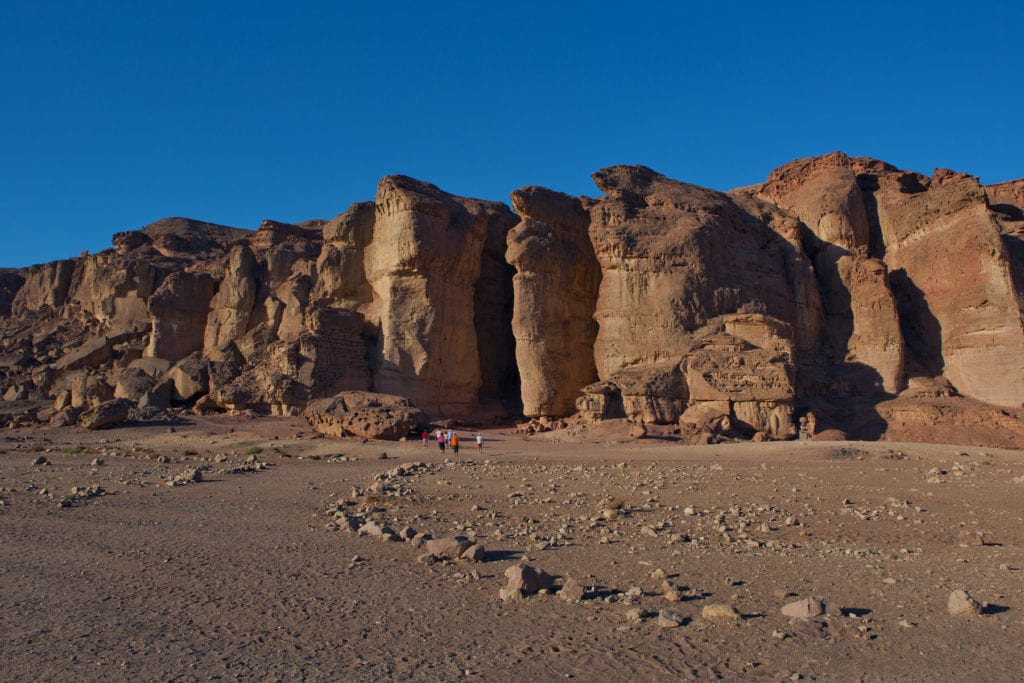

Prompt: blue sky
[{"left": 2, "top": 1, "right": 1021, "bottom": 267}]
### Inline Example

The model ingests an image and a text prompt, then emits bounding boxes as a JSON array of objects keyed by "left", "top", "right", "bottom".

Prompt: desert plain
[{"left": 1, "top": 415, "right": 1022, "bottom": 682}]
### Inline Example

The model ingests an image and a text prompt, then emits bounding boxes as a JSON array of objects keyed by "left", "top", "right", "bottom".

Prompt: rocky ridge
[{"left": 2, "top": 153, "right": 1023, "bottom": 447}]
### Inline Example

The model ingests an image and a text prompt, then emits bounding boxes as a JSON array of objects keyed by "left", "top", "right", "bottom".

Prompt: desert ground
[{"left": 1, "top": 415, "right": 1022, "bottom": 682}]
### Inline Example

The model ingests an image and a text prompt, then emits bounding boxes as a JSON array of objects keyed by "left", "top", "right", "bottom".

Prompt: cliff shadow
[
  {"left": 888, "top": 268, "right": 943, "bottom": 378},
  {"left": 1000, "top": 233, "right": 1024, "bottom": 301},
  {"left": 799, "top": 376, "right": 889, "bottom": 441},
  {"left": 857, "top": 174, "right": 887, "bottom": 260}
]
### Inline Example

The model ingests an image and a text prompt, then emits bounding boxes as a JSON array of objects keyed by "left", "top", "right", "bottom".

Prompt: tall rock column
[
  {"left": 204, "top": 244, "right": 259, "bottom": 355},
  {"left": 507, "top": 187, "right": 600, "bottom": 418},
  {"left": 362, "top": 176, "right": 491, "bottom": 418}
]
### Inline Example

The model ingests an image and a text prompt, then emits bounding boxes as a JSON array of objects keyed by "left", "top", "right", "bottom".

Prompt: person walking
[
  {"left": 437, "top": 429, "right": 446, "bottom": 453},
  {"left": 475, "top": 432, "right": 483, "bottom": 450},
  {"left": 421, "top": 429, "right": 429, "bottom": 447},
  {"left": 451, "top": 433, "right": 460, "bottom": 456}
]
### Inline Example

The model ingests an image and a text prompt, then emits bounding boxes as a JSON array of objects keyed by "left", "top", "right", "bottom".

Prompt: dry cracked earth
[{"left": 1, "top": 415, "right": 1022, "bottom": 681}]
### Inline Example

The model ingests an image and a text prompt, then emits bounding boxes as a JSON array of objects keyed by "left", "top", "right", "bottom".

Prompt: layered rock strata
[{"left": 0, "top": 153, "right": 1021, "bottom": 445}]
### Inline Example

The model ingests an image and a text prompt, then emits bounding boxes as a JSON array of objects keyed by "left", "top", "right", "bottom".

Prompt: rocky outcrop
[
  {"left": 681, "top": 314, "right": 796, "bottom": 438},
  {"left": 508, "top": 188, "right": 600, "bottom": 418},
  {"left": 0, "top": 154, "right": 1021, "bottom": 445},
  {"left": 12, "top": 259, "right": 75, "bottom": 314},
  {"left": 0, "top": 270, "right": 25, "bottom": 317}
]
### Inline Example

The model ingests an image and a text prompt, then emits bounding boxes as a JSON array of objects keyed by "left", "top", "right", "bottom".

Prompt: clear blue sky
[{"left": 2, "top": 1, "right": 1021, "bottom": 267}]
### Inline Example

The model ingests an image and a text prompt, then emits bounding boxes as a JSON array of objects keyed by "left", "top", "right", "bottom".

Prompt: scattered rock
[
  {"left": 559, "top": 577, "right": 586, "bottom": 603},
  {"left": 947, "top": 589, "right": 982, "bottom": 616},
  {"left": 425, "top": 537, "right": 473, "bottom": 561},
  {"left": 702, "top": 604, "right": 741, "bottom": 620},
  {"left": 505, "top": 562, "right": 554, "bottom": 593},
  {"left": 657, "top": 609, "right": 686, "bottom": 628},
  {"left": 499, "top": 586, "right": 524, "bottom": 602},
  {"left": 957, "top": 529, "right": 985, "bottom": 547},
  {"left": 781, "top": 596, "right": 828, "bottom": 619},
  {"left": 31, "top": 456, "right": 48, "bottom": 466},
  {"left": 167, "top": 467, "right": 203, "bottom": 486}
]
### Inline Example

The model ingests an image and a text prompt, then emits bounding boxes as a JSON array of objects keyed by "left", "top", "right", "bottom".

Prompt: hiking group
[{"left": 421, "top": 428, "right": 484, "bottom": 454}]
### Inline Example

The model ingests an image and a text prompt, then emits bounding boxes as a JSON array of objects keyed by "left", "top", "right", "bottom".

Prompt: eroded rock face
[
  {"left": 682, "top": 314, "right": 797, "bottom": 438},
  {"left": 859, "top": 163, "right": 1024, "bottom": 407},
  {"left": 760, "top": 152, "right": 871, "bottom": 253},
  {"left": 588, "top": 166, "right": 802, "bottom": 378},
  {"left": 362, "top": 176, "right": 505, "bottom": 418},
  {"left": 508, "top": 187, "right": 600, "bottom": 418},
  {"left": 753, "top": 152, "right": 905, "bottom": 396},
  {"left": 146, "top": 271, "right": 217, "bottom": 362},
  {"left": 204, "top": 245, "right": 259, "bottom": 355},
  {"left": 1, "top": 156, "right": 1022, "bottom": 444}
]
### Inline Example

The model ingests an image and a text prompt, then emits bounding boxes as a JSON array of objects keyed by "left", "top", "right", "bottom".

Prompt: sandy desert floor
[{"left": 1, "top": 414, "right": 1022, "bottom": 682}]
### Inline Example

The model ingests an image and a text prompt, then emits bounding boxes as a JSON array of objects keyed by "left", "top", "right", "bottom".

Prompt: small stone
[
  {"left": 559, "top": 577, "right": 586, "bottom": 602},
  {"left": 947, "top": 589, "right": 982, "bottom": 616},
  {"left": 460, "top": 544, "right": 486, "bottom": 562},
  {"left": 505, "top": 563, "right": 554, "bottom": 593},
  {"left": 357, "top": 521, "right": 387, "bottom": 537},
  {"left": 425, "top": 537, "right": 473, "bottom": 560},
  {"left": 499, "top": 586, "right": 524, "bottom": 602},
  {"left": 958, "top": 530, "right": 985, "bottom": 547},
  {"left": 999, "top": 563, "right": 1010, "bottom": 571},
  {"left": 624, "top": 607, "right": 645, "bottom": 622},
  {"left": 683, "top": 506, "right": 696, "bottom": 516},
  {"left": 657, "top": 609, "right": 685, "bottom": 628},
  {"left": 650, "top": 568, "right": 667, "bottom": 581},
  {"left": 781, "top": 597, "right": 827, "bottom": 619},
  {"left": 31, "top": 456, "right": 47, "bottom": 466},
  {"left": 91, "top": 458, "right": 104, "bottom": 466},
  {"left": 702, "top": 604, "right": 740, "bottom": 620}
]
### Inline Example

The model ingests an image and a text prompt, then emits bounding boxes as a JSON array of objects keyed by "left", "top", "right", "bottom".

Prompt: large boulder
[
  {"left": 164, "top": 356, "right": 210, "bottom": 402},
  {"left": 608, "top": 362, "right": 687, "bottom": 424},
  {"left": 79, "top": 398, "right": 134, "bottom": 430},
  {"left": 52, "top": 336, "right": 112, "bottom": 373},
  {"left": 304, "top": 391, "right": 426, "bottom": 440}
]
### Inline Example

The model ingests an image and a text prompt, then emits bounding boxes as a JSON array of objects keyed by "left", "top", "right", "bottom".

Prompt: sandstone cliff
[{"left": 1, "top": 153, "right": 1022, "bottom": 447}]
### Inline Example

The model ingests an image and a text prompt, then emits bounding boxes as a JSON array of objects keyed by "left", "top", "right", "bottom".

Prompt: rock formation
[
  {"left": 0, "top": 153, "right": 1022, "bottom": 446},
  {"left": 507, "top": 187, "right": 600, "bottom": 418}
]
